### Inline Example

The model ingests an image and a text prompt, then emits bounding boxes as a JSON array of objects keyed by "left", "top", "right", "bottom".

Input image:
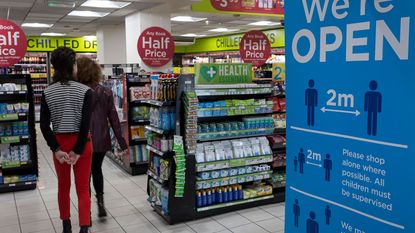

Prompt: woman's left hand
[{"left": 67, "top": 151, "right": 81, "bottom": 165}]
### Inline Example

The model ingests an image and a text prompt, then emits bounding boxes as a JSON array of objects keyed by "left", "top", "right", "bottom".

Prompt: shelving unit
[
  {"left": 147, "top": 71, "right": 285, "bottom": 224},
  {"left": 0, "top": 74, "right": 38, "bottom": 193}
]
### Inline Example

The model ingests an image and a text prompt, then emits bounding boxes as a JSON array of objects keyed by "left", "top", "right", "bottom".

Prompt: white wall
[{"left": 96, "top": 24, "right": 127, "bottom": 65}]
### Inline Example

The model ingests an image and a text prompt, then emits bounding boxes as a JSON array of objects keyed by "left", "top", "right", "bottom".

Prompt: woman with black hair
[{"left": 40, "top": 47, "right": 93, "bottom": 233}]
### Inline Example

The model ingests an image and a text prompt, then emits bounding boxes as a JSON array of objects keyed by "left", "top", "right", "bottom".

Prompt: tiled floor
[{"left": 0, "top": 130, "right": 285, "bottom": 233}]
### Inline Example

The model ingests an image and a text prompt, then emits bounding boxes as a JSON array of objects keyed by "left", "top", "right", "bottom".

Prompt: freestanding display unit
[{"left": 0, "top": 74, "right": 38, "bottom": 193}]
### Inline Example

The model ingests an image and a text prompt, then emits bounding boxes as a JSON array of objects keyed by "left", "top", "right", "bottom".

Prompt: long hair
[
  {"left": 50, "top": 47, "right": 76, "bottom": 83},
  {"left": 76, "top": 57, "right": 102, "bottom": 86}
]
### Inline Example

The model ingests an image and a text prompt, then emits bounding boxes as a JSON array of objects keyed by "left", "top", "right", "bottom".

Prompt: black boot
[
  {"left": 62, "top": 219, "right": 72, "bottom": 233},
  {"left": 96, "top": 194, "right": 107, "bottom": 217},
  {"left": 79, "top": 226, "right": 89, "bottom": 233}
]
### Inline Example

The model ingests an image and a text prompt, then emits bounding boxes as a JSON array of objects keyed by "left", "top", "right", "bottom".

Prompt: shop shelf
[
  {"left": 131, "top": 99, "right": 175, "bottom": 107},
  {"left": 198, "top": 128, "right": 274, "bottom": 142},
  {"left": 198, "top": 112, "right": 273, "bottom": 123},
  {"left": 196, "top": 154, "right": 273, "bottom": 172},
  {"left": 14, "top": 63, "right": 47, "bottom": 66},
  {"left": 274, "top": 128, "right": 286, "bottom": 134},
  {"left": 130, "top": 119, "right": 150, "bottom": 125},
  {"left": 197, "top": 195, "right": 274, "bottom": 212},
  {"left": 196, "top": 170, "right": 273, "bottom": 190},
  {"left": 195, "top": 86, "right": 272, "bottom": 97},
  {"left": 0, "top": 181, "right": 37, "bottom": 193},
  {"left": 129, "top": 138, "right": 147, "bottom": 145},
  {"left": 0, "top": 113, "right": 28, "bottom": 122},
  {"left": 147, "top": 169, "right": 168, "bottom": 185},
  {"left": 146, "top": 145, "right": 174, "bottom": 158},
  {"left": 145, "top": 125, "right": 173, "bottom": 135},
  {"left": 0, "top": 90, "right": 27, "bottom": 95},
  {"left": 272, "top": 144, "right": 286, "bottom": 151}
]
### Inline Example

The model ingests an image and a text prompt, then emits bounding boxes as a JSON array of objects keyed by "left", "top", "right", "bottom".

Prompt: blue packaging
[
  {"left": 211, "top": 189, "right": 216, "bottom": 204},
  {"left": 0, "top": 124, "right": 4, "bottom": 136},
  {"left": 0, "top": 103, "right": 6, "bottom": 114},
  {"left": 5, "top": 124, "right": 12, "bottom": 136},
  {"left": 233, "top": 187, "right": 239, "bottom": 200},
  {"left": 217, "top": 189, "right": 223, "bottom": 203},
  {"left": 223, "top": 188, "right": 228, "bottom": 202},
  {"left": 201, "top": 191, "right": 207, "bottom": 206},
  {"left": 12, "top": 123, "right": 19, "bottom": 136},
  {"left": 162, "top": 111, "right": 170, "bottom": 131},
  {"left": 170, "top": 109, "right": 175, "bottom": 130},
  {"left": 228, "top": 187, "right": 233, "bottom": 202},
  {"left": 23, "top": 122, "right": 28, "bottom": 135},
  {"left": 196, "top": 192, "right": 202, "bottom": 207},
  {"left": 238, "top": 187, "right": 243, "bottom": 200},
  {"left": 207, "top": 190, "right": 212, "bottom": 206}
]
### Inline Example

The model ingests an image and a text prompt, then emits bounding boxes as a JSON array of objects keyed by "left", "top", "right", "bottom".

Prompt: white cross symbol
[{"left": 207, "top": 67, "right": 216, "bottom": 78}]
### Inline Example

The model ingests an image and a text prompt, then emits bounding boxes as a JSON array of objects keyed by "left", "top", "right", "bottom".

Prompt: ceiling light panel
[
  {"left": 22, "top": 23, "right": 53, "bottom": 28},
  {"left": 248, "top": 21, "right": 281, "bottom": 26},
  {"left": 181, "top": 33, "right": 206, "bottom": 37},
  {"left": 68, "top": 10, "right": 109, "bottom": 17},
  {"left": 41, "top": 32, "right": 66, "bottom": 36},
  {"left": 171, "top": 16, "right": 207, "bottom": 22},
  {"left": 209, "top": 28, "right": 239, "bottom": 32},
  {"left": 81, "top": 0, "right": 131, "bottom": 9}
]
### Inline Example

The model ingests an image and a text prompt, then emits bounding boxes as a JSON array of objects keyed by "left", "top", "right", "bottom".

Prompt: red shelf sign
[
  {"left": 210, "top": 0, "right": 284, "bottom": 15},
  {"left": 240, "top": 30, "right": 271, "bottom": 67},
  {"left": 0, "top": 19, "right": 27, "bottom": 67},
  {"left": 137, "top": 27, "right": 174, "bottom": 68}
]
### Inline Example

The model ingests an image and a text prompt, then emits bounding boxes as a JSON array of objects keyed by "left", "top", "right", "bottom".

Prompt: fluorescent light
[
  {"left": 249, "top": 21, "right": 281, "bottom": 26},
  {"left": 181, "top": 33, "right": 206, "bottom": 37},
  {"left": 171, "top": 16, "right": 207, "bottom": 22},
  {"left": 209, "top": 28, "right": 239, "bottom": 32},
  {"left": 48, "top": 0, "right": 76, "bottom": 8},
  {"left": 22, "top": 23, "right": 53, "bottom": 28},
  {"left": 41, "top": 32, "right": 66, "bottom": 36},
  {"left": 68, "top": 10, "right": 109, "bottom": 17},
  {"left": 81, "top": 0, "right": 131, "bottom": 9},
  {"left": 83, "top": 36, "right": 97, "bottom": 40}
]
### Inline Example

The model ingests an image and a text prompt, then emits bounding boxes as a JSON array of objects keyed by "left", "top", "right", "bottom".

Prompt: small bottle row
[
  {"left": 149, "top": 107, "right": 175, "bottom": 131},
  {"left": 0, "top": 173, "right": 37, "bottom": 185},
  {"left": 129, "top": 145, "right": 148, "bottom": 163},
  {"left": 0, "top": 102, "right": 29, "bottom": 114},
  {"left": 196, "top": 185, "right": 244, "bottom": 207},
  {"left": 19, "top": 56, "right": 47, "bottom": 64},
  {"left": 0, "top": 122, "right": 29, "bottom": 137}
]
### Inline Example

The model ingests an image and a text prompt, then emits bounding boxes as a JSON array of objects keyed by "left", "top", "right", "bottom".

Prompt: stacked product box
[
  {"left": 184, "top": 92, "right": 198, "bottom": 154},
  {"left": 173, "top": 136, "right": 186, "bottom": 198}
]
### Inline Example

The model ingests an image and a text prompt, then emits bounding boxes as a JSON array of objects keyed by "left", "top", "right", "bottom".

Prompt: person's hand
[
  {"left": 67, "top": 151, "right": 81, "bottom": 165},
  {"left": 55, "top": 150, "right": 69, "bottom": 164}
]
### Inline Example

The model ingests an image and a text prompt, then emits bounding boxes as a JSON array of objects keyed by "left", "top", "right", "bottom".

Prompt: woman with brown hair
[
  {"left": 76, "top": 57, "right": 128, "bottom": 218},
  {"left": 40, "top": 47, "right": 93, "bottom": 233}
]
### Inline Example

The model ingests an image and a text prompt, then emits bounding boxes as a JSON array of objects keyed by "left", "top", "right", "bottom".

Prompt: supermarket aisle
[{"left": 0, "top": 129, "right": 285, "bottom": 233}]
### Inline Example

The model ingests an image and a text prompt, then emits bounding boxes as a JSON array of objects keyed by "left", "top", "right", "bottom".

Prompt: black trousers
[{"left": 91, "top": 152, "right": 106, "bottom": 195}]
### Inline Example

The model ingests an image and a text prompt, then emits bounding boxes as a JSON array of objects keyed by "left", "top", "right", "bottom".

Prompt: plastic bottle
[
  {"left": 196, "top": 191, "right": 202, "bottom": 207},
  {"left": 211, "top": 188, "right": 216, "bottom": 204},
  {"left": 228, "top": 186, "right": 233, "bottom": 202},
  {"left": 223, "top": 187, "right": 228, "bottom": 203},
  {"left": 207, "top": 190, "right": 212, "bottom": 206},
  {"left": 233, "top": 186, "right": 239, "bottom": 200},
  {"left": 238, "top": 185, "right": 244, "bottom": 200},
  {"left": 201, "top": 191, "right": 207, "bottom": 206},
  {"left": 217, "top": 188, "right": 223, "bottom": 203}
]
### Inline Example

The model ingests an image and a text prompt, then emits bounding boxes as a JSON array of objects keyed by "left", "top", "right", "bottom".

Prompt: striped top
[
  {"left": 44, "top": 81, "right": 90, "bottom": 133},
  {"left": 40, "top": 80, "right": 93, "bottom": 154}
]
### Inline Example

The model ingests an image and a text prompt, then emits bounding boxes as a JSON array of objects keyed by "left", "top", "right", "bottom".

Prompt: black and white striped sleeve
[{"left": 40, "top": 93, "right": 60, "bottom": 152}]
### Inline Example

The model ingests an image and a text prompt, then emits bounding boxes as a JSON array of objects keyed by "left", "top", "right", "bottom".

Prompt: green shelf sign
[
  {"left": 1, "top": 161, "right": 21, "bottom": 169},
  {"left": 0, "top": 114, "right": 18, "bottom": 121},
  {"left": 1, "top": 136, "right": 20, "bottom": 144},
  {"left": 195, "top": 63, "right": 253, "bottom": 85}
]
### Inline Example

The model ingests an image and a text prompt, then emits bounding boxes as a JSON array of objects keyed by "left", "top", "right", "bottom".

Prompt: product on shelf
[
  {"left": 184, "top": 91, "right": 198, "bottom": 154},
  {"left": 273, "top": 153, "right": 286, "bottom": 168},
  {"left": 148, "top": 178, "right": 169, "bottom": 214},
  {"left": 150, "top": 156, "right": 170, "bottom": 181},
  {"left": 131, "top": 106, "right": 149, "bottom": 121},
  {"left": 0, "top": 83, "right": 27, "bottom": 92},
  {"left": 0, "top": 144, "right": 30, "bottom": 166},
  {"left": 0, "top": 102, "right": 29, "bottom": 114},
  {"left": 270, "top": 172, "right": 286, "bottom": 188},
  {"left": 198, "top": 117, "right": 275, "bottom": 140},
  {"left": 130, "top": 126, "right": 145, "bottom": 140},
  {"left": 198, "top": 99, "right": 273, "bottom": 117},
  {"left": 149, "top": 107, "right": 175, "bottom": 131},
  {"left": 0, "top": 121, "right": 29, "bottom": 137},
  {"left": 130, "top": 84, "right": 151, "bottom": 101},
  {"left": 150, "top": 74, "right": 178, "bottom": 101},
  {"left": 1, "top": 174, "right": 37, "bottom": 185},
  {"left": 273, "top": 114, "right": 286, "bottom": 129},
  {"left": 129, "top": 145, "right": 148, "bottom": 163},
  {"left": 147, "top": 132, "right": 174, "bottom": 152},
  {"left": 267, "top": 135, "right": 286, "bottom": 148},
  {"left": 173, "top": 136, "right": 186, "bottom": 198},
  {"left": 195, "top": 137, "right": 272, "bottom": 164}
]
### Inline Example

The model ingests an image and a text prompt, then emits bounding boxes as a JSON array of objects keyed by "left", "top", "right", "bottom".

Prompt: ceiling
[{"left": 0, "top": 0, "right": 284, "bottom": 38}]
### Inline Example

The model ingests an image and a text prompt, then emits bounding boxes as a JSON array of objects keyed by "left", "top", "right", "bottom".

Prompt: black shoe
[
  {"left": 62, "top": 219, "right": 72, "bottom": 233},
  {"left": 79, "top": 226, "right": 89, "bottom": 233},
  {"left": 96, "top": 194, "right": 107, "bottom": 218}
]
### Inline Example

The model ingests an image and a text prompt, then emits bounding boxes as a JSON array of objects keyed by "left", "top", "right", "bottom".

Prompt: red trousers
[{"left": 53, "top": 133, "right": 92, "bottom": 227}]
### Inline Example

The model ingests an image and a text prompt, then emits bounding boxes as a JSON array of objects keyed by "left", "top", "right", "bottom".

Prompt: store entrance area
[{"left": 0, "top": 128, "right": 285, "bottom": 233}]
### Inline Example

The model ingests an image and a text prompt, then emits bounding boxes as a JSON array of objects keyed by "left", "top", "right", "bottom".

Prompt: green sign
[
  {"left": 195, "top": 63, "right": 252, "bottom": 85},
  {"left": 27, "top": 36, "right": 97, "bottom": 53},
  {"left": 0, "top": 114, "right": 18, "bottom": 121},
  {"left": 1, "top": 136, "right": 20, "bottom": 144},
  {"left": 176, "top": 29, "right": 284, "bottom": 53},
  {"left": 191, "top": 0, "right": 283, "bottom": 17}
]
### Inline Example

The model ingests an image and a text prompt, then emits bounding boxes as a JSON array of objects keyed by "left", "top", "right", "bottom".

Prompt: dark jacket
[{"left": 90, "top": 84, "right": 128, "bottom": 152}]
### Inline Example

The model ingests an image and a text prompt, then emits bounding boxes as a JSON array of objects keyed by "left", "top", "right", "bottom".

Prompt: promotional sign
[
  {"left": 240, "top": 30, "right": 271, "bottom": 66},
  {"left": 195, "top": 63, "right": 252, "bottom": 85},
  {"left": 137, "top": 27, "right": 174, "bottom": 67},
  {"left": 272, "top": 63, "right": 285, "bottom": 81},
  {"left": 0, "top": 19, "right": 27, "bottom": 67},
  {"left": 27, "top": 36, "right": 97, "bottom": 52},
  {"left": 191, "top": 0, "right": 284, "bottom": 17},
  {"left": 286, "top": 1, "right": 414, "bottom": 233},
  {"left": 176, "top": 29, "right": 284, "bottom": 54}
]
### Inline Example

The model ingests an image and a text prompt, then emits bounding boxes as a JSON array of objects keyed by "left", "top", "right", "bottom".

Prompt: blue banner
[{"left": 285, "top": 1, "right": 414, "bottom": 233}]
